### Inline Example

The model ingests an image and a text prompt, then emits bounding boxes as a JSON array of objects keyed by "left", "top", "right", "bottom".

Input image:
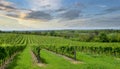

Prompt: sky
[{"left": 0, "top": 0, "right": 120, "bottom": 30}]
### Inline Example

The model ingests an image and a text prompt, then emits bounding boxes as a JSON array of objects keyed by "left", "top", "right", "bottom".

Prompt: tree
[{"left": 99, "top": 32, "right": 108, "bottom": 42}]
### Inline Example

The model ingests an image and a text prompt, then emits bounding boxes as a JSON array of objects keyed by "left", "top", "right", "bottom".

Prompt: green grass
[
  {"left": 40, "top": 49, "right": 120, "bottom": 69},
  {"left": 6, "top": 47, "right": 120, "bottom": 69},
  {"left": 40, "top": 49, "right": 83, "bottom": 69},
  {"left": 76, "top": 52, "right": 120, "bottom": 69},
  {"left": 6, "top": 46, "right": 39, "bottom": 69}
]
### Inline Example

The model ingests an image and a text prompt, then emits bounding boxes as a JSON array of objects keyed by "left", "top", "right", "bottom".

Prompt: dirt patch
[
  {"left": 37, "top": 63, "right": 46, "bottom": 67},
  {"left": 116, "top": 58, "right": 120, "bottom": 60},
  {"left": 0, "top": 52, "right": 19, "bottom": 69},
  {"left": 30, "top": 51, "right": 46, "bottom": 67},
  {"left": 59, "top": 54, "right": 84, "bottom": 64},
  {"left": 62, "top": 55, "right": 84, "bottom": 64}
]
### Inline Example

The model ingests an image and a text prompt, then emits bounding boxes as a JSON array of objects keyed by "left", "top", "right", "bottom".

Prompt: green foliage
[
  {"left": 0, "top": 32, "right": 120, "bottom": 69},
  {"left": 99, "top": 32, "right": 108, "bottom": 42},
  {"left": 108, "top": 33, "right": 120, "bottom": 42},
  {"left": 32, "top": 46, "right": 41, "bottom": 63},
  {"left": 0, "top": 45, "right": 26, "bottom": 64}
]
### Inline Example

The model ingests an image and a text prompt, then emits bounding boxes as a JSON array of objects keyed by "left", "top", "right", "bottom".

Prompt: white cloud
[
  {"left": 97, "top": 5, "right": 107, "bottom": 8},
  {"left": 0, "top": 0, "right": 13, "bottom": 6},
  {"left": 30, "top": 0, "right": 62, "bottom": 11}
]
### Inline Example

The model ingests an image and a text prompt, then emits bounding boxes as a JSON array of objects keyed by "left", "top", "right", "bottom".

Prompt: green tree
[{"left": 99, "top": 32, "right": 108, "bottom": 42}]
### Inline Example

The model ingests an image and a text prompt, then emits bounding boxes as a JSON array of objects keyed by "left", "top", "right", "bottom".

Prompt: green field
[{"left": 0, "top": 33, "right": 120, "bottom": 69}]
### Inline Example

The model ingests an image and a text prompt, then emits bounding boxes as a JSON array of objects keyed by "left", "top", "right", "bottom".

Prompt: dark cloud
[
  {"left": 26, "top": 11, "right": 52, "bottom": 20},
  {"left": 65, "top": 14, "right": 120, "bottom": 29},
  {"left": 60, "top": 10, "right": 81, "bottom": 20},
  {"left": 6, "top": 13, "right": 19, "bottom": 18},
  {"left": 55, "top": 8, "right": 67, "bottom": 12},
  {"left": 0, "top": 3, "right": 5, "bottom": 6},
  {"left": 41, "top": 5, "right": 51, "bottom": 8},
  {"left": 95, "top": 6, "right": 120, "bottom": 16},
  {"left": 74, "top": 2, "right": 86, "bottom": 9},
  {"left": 0, "top": 1, "right": 16, "bottom": 11},
  {"left": 5, "top": 5, "right": 15, "bottom": 9},
  {"left": 87, "top": 14, "right": 120, "bottom": 25},
  {"left": 54, "top": 2, "right": 85, "bottom": 20},
  {"left": 105, "top": 6, "right": 120, "bottom": 13},
  {"left": 55, "top": 2, "right": 85, "bottom": 13}
]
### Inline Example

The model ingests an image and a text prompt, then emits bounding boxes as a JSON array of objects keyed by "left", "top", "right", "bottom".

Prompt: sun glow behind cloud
[
  {"left": 18, "top": 12, "right": 27, "bottom": 24},
  {"left": 0, "top": 14, "right": 67, "bottom": 30},
  {"left": 19, "top": 12, "right": 27, "bottom": 19}
]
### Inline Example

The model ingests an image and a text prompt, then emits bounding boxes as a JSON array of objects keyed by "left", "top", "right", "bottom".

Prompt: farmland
[{"left": 0, "top": 31, "right": 120, "bottom": 69}]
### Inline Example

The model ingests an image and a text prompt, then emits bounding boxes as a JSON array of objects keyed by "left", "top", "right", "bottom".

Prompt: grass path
[
  {"left": 40, "top": 49, "right": 120, "bottom": 69},
  {"left": 46, "top": 49, "right": 83, "bottom": 64},
  {"left": 40, "top": 49, "right": 84, "bottom": 69},
  {"left": 6, "top": 46, "right": 39, "bottom": 69}
]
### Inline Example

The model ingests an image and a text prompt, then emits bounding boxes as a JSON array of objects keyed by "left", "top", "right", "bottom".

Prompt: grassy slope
[
  {"left": 6, "top": 45, "right": 120, "bottom": 69},
  {"left": 40, "top": 49, "right": 83, "bottom": 69},
  {"left": 76, "top": 52, "right": 120, "bottom": 69},
  {"left": 6, "top": 46, "right": 39, "bottom": 69},
  {"left": 40, "top": 49, "right": 120, "bottom": 69}
]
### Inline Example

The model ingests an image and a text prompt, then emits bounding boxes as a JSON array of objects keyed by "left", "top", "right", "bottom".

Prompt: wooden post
[
  {"left": 37, "top": 48, "right": 41, "bottom": 63},
  {"left": 74, "top": 47, "right": 76, "bottom": 60}
]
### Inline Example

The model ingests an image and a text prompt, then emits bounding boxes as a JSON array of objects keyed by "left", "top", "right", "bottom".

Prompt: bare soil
[
  {"left": 30, "top": 51, "right": 46, "bottom": 67},
  {"left": 0, "top": 52, "right": 19, "bottom": 69}
]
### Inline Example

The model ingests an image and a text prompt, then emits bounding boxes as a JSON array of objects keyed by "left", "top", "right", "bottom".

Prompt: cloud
[
  {"left": 55, "top": 8, "right": 67, "bottom": 12},
  {"left": 74, "top": 2, "right": 86, "bottom": 9},
  {"left": 6, "top": 13, "right": 19, "bottom": 18},
  {"left": 0, "top": 0, "right": 33, "bottom": 19},
  {"left": 29, "top": 0, "right": 62, "bottom": 11},
  {"left": 97, "top": 5, "right": 107, "bottom": 8},
  {"left": 0, "top": 0, "right": 19, "bottom": 17},
  {"left": 0, "top": 0, "right": 54, "bottom": 21},
  {"left": 0, "top": 14, "right": 33, "bottom": 30},
  {"left": 0, "top": 0, "right": 16, "bottom": 12},
  {"left": 60, "top": 10, "right": 81, "bottom": 20},
  {"left": 61, "top": 13, "right": 120, "bottom": 29},
  {"left": 0, "top": 0, "right": 120, "bottom": 30},
  {"left": 0, "top": 0, "right": 13, "bottom": 6},
  {"left": 92, "top": 15, "right": 120, "bottom": 23},
  {"left": 95, "top": 6, "right": 120, "bottom": 15},
  {"left": 0, "top": 0, "right": 84, "bottom": 21},
  {"left": 105, "top": 6, "right": 120, "bottom": 13},
  {"left": 26, "top": 11, "right": 52, "bottom": 20}
]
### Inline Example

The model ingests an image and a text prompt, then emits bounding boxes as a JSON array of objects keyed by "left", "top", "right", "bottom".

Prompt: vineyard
[{"left": 0, "top": 33, "right": 120, "bottom": 69}]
